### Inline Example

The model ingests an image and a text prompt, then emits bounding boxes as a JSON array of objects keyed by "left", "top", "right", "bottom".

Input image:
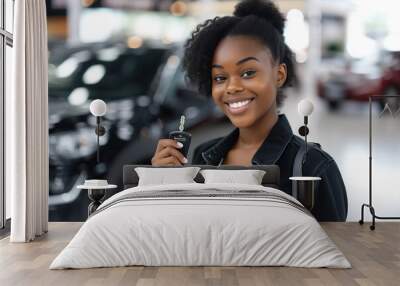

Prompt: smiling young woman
[
  {"left": 151, "top": 0, "right": 348, "bottom": 222},
  {"left": 210, "top": 35, "right": 286, "bottom": 165}
]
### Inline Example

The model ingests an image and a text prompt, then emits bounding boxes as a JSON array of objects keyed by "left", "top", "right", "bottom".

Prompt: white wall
[{"left": 5, "top": 44, "right": 12, "bottom": 220}]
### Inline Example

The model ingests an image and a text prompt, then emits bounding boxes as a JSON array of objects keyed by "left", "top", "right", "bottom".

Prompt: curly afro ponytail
[{"left": 183, "top": 0, "right": 297, "bottom": 107}]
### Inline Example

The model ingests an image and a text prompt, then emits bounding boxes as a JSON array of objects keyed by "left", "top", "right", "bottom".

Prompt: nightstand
[
  {"left": 77, "top": 184, "right": 117, "bottom": 216},
  {"left": 289, "top": 176, "right": 321, "bottom": 210}
]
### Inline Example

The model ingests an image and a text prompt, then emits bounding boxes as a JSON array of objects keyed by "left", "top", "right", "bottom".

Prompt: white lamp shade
[
  {"left": 90, "top": 99, "right": 107, "bottom": 117},
  {"left": 298, "top": 99, "right": 314, "bottom": 116}
]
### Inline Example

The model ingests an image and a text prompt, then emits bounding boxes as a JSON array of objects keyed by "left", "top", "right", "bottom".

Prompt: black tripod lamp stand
[{"left": 359, "top": 95, "right": 400, "bottom": 230}]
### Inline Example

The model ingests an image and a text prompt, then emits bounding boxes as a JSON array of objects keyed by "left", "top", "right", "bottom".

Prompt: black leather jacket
[{"left": 192, "top": 114, "right": 348, "bottom": 221}]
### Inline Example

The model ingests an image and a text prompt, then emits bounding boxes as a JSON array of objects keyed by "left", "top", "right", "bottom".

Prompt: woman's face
[{"left": 211, "top": 35, "right": 286, "bottom": 128}]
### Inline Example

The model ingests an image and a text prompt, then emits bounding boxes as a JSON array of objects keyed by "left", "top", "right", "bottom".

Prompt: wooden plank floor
[{"left": 0, "top": 222, "right": 399, "bottom": 286}]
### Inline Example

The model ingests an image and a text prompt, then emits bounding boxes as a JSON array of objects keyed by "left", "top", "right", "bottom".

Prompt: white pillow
[
  {"left": 135, "top": 167, "right": 201, "bottom": 186},
  {"left": 200, "top": 169, "right": 266, "bottom": 185}
]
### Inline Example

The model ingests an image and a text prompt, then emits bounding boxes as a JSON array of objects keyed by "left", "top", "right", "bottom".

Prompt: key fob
[
  {"left": 169, "top": 115, "right": 191, "bottom": 160},
  {"left": 169, "top": 131, "right": 191, "bottom": 158}
]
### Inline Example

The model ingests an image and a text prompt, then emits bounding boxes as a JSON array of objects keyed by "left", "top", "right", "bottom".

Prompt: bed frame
[{"left": 122, "top": 165, "right": 280, "bottom": 190}]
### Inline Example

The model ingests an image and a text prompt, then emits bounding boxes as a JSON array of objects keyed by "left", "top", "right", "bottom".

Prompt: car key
[{"left": 169, "top": 115, "right": 191, "bottom": 159}]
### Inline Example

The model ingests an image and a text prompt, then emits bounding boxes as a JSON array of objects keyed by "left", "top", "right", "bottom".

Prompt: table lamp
[
  {"left": 289, "top": 99, "right": 320, "bottom": 211},
  {"left": 89, "top": 99, "right": 107, "bottom": 164}
]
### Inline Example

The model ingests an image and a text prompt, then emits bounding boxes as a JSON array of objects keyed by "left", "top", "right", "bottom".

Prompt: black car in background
[{"left": 48, "top": 40, "right": 221, "bottom": 221}]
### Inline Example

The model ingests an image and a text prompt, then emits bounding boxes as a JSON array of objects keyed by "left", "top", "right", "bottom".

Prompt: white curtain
[{"left": 7, "top": 0, "right": 49, "bottom": 242}]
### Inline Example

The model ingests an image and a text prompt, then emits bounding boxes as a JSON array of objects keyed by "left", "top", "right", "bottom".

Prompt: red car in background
[{"left": 318, "top": 51, "right": 400, "bottom": 110}]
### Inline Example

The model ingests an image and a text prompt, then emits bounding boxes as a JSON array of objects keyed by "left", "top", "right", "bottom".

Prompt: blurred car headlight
[{"left": 49, "top": 127, "right": 98, "bottom": 159}]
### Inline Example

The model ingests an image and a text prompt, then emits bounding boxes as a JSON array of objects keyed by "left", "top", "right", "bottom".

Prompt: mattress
[{"left": 50, "top": 183, "right": 351, "bottom": 269}]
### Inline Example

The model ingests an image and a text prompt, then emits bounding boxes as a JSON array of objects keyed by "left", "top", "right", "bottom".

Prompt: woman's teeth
[
  {"left": 228, "top": 99, "right": 251, "bottom": 109},
  {"left": 226, "top": 98, "right": 254, "bottom": 115}
]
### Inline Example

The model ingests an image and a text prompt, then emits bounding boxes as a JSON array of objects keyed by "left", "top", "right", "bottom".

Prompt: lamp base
[{"left": 88, "top": 189, "right": 106, "bottom": 216}]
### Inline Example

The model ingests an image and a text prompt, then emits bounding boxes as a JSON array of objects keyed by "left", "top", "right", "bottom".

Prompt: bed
[{"left": 50, "top": 165, "right": 350, "bottom": 269}]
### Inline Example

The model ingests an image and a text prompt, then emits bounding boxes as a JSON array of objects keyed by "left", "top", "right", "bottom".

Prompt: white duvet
[{"left": 50, "top": 183, "right": 351, "bottom": 269}]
